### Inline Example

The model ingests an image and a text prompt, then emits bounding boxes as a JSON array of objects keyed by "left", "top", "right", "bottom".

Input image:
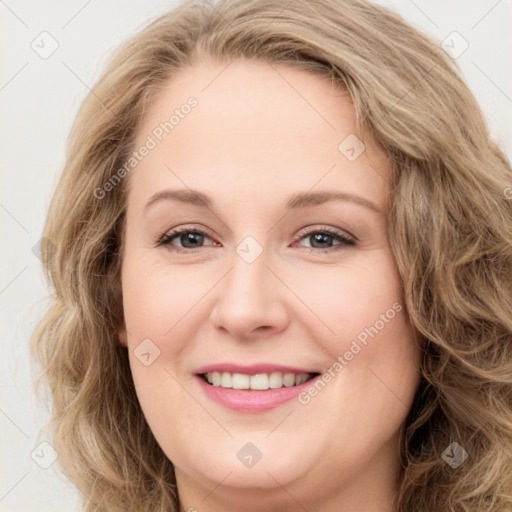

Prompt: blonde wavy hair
[{"left": 31, "top": 0, "right": 512, "bottom": 510}]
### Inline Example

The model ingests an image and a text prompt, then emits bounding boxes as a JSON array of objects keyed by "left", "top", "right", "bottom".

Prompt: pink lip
[
  {"left": 195, "top": 363, "right": 318, "bottom": 375},
  {"left": 194, "top": 373, "right": 322, "bottom": 413}
]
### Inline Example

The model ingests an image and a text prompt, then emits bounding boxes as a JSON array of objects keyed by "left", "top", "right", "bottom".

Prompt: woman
[{"left": 31, "top": 0, "right": 512, "bottom": 510}]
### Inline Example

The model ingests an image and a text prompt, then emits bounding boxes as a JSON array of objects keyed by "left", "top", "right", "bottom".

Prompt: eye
[
  {"left": 156, "top": 225, "right": 356, "bottom": 254},
  {"left": 156, "top": 227, "right": 217, "bottom": 253},
  {"left": 293, "top": 226, "right": 356, "bottom": 253}
]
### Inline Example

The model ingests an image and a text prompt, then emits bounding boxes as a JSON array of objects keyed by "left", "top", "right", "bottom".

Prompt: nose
[{"left": 209, "top": 245, "right": 290, "bottom": 341}]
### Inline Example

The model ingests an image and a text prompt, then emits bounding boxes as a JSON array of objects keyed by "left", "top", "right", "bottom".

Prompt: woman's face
[{"left": 118, "top": 59, "right": 421, "bottom": 511}]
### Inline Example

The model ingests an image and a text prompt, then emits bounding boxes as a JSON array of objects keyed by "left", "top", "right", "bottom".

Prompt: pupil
[
  {"left": 183, "top": 232, "right": 203, "bottom": 248},
  {"left": 312, "top": 233, "right": 332, "bottom": 248}
]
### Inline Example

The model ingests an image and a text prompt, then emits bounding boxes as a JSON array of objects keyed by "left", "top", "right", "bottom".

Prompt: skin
[{"left": 117, "top": 58, "right": 422, "bottom": 512}]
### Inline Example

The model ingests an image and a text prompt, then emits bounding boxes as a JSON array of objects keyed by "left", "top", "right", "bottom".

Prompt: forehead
[{"left": 127, "top": 59, "right": 389, "bottom": 213}]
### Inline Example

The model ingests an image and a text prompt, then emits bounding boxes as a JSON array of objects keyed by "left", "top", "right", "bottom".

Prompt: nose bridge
[
  {"left": 210, "top": 235, "right": 288, "bottom": 337},
  {"left": 225, "top": 237, "right": 272, "bottom": 307}
]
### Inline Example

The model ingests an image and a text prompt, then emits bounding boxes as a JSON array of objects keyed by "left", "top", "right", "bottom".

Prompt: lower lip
[{"left": 195, "top": 374, "right": 321, "bottom": 412}]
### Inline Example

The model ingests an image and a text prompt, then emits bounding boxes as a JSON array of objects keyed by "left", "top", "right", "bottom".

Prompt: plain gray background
[{"left": 1, "top": 1, "right": 511, "bottom": 510}]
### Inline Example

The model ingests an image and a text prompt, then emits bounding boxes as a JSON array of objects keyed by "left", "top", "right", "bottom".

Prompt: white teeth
[
  {"left": 205, "top": 371, "right": 312, "bottom": 390},
  {"left": 269, "top": 372, "right": 283, "bottom": 389},
  {"left": 250, "top": 374, "right": 269, "bottom": 390},
  {"left": 220, "top": 372, "right": 232, "bottom": 388},
  {"left": 283, "top": 373, "right": 295, "bottom": 387},
  {"left": 232, "top": 373, "right": 250, "bottom": 389}
]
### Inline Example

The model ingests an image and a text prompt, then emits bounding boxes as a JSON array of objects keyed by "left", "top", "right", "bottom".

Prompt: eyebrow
[{"left": 144, "top": 188, "right": 382, "bottom": 215}]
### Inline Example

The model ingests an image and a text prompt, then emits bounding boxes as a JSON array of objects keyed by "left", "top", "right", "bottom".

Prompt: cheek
[
  {"left": 301, "top": 252, "right": 421, "bottom": 410},
  {"left": 120, "top": 256, "right": 199, "bottom": 409},
  {"left": 122, "top": 254, "right": 210, "bottom": 338},
  {"left": 294, "top": 252, "right": 406, "bottom": 354}
]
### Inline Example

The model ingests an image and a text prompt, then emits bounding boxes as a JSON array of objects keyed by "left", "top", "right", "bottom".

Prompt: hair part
[{"left": 31, "top": 0, "right": 512, "bottom": 510}]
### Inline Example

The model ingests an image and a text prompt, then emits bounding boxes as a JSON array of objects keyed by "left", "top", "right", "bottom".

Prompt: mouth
[
  {"left": 193, "top": 364, "right": 322, "bottom": 412},
  {"left": 199, "top": 371, "right": 320, "bottom": 390}
]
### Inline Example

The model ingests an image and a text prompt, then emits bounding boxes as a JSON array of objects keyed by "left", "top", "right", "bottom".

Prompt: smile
[
  {"left": 201, "top": 371, "right": 317, "bottom": 390},
  {"left": 194, "top": 364, "right": 322, "bottom": 412}
]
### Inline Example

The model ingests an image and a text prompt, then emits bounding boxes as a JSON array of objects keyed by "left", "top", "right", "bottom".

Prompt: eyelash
[{"left": 155, "top": 225, "right": 356, "bottom": 254}]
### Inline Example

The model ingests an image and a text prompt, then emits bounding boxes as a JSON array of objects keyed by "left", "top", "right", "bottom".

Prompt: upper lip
[{"left": 195, "top": 363, "right": 320, "bottom": 375}]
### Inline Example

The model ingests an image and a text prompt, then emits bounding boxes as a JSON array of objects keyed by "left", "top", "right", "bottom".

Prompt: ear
[{"left": 117, "top": 322, "right": 128, "bottom": 347}]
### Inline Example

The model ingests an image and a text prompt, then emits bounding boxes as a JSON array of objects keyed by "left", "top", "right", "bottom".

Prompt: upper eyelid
[{"left": 296, "top": 224, "right": 356, "bottom": 241}]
